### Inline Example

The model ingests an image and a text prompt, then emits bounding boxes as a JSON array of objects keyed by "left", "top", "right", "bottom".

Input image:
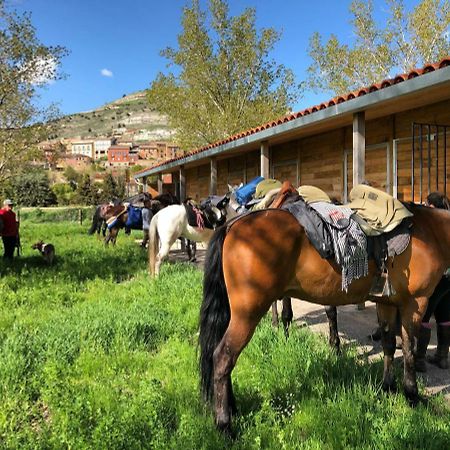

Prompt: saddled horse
[
  {"left": 148, "top": 192, "right": 241, "bottom": 276},
  {"left": 104, "top": 193, "right": 179, "bottom": 246},
  {"left": 88, "top": 199, "right": 122, "bottom": 237},
  {"left": 199, "top": 202, "right": 450, "bottom": 433}
]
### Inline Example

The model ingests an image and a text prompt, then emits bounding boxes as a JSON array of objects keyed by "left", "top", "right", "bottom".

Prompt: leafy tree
[
  {"left": 148, "top": 0, "right": 301, "bottom": 150},
  {"left": 116, "top": 175, "right": 126, "bottom": 199},
  {"left": 75, "top": 174, "right": 98, "bottom": 205},
  {"left": 102, "top": 172, "right": 118, "bottom": 201},
  {"left": 52, "top": 182, "right": 75, "bottom": 205},
  {"left": 0, "top": 1, "right": 67, "bottom": 183},
  {"left": 63, "top": 166, "right": 82, "bottom": 189},
  {"left": 6, "top": 168, "right": 57, "bottom": 206},
  {"left": 307, "top": 0, "right": 450, "bottom": 95}
]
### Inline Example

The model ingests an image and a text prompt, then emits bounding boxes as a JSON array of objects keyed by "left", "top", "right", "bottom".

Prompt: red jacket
[{"left": 0, "top": 209, "right": 18, "bottom": 236}]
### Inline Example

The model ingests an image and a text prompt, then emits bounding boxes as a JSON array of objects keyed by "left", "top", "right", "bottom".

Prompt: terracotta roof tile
[{"left": 135, "top": 56, "right": 450, "bottom": 176}]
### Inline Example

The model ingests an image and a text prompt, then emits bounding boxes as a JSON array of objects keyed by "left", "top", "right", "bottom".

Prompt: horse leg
[
  {"left": 399, "top": 296, "right": 428, "bottom": 406},
  {"left": 325, "top": 305, "right": 340, "bottom": 353},
  {"left": 190, "top": 241, "right": 197, "bottom": 262},
  {"left": 155, "top": 241, "right": 172, "bottom": 276},
  {"left": 376, "top": 303, "right": 398, "bottom": 393},
  {"left": 213, "top": 317, "right": 260, "bottom": 434},
  {"left": 281, "top": 297, "right": 293, "bottom": 337},
  {"left": 271, "top": 302, "right": 279, "bottom": 327}
]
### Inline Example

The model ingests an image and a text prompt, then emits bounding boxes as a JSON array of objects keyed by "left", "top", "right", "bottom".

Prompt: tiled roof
[{"left": 135, "top": 57, "right": 450, "bottom": 177}]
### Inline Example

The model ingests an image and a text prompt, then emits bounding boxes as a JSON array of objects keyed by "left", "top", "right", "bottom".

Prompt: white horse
[{"left": 148, "top": 189, "right": 242, "bottom": 276}]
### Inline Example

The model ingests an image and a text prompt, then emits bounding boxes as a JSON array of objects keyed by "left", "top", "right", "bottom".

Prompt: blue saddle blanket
[{"left": 125, "top": 206, "right": 143, "bottom": 229}]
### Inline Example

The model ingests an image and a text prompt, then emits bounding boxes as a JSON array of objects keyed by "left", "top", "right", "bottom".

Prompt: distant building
[
  {"left": 70, "top": 140, "right": 95, "bottom": 159},
  {"left": 108, "top": 145, "right": 139, "bottom": 167},
  {"left": 137, "top": 141, "right": 181, "bottom": 161},
  {"left": 93, "top": 139, "right": 112, "bottom": 160}
]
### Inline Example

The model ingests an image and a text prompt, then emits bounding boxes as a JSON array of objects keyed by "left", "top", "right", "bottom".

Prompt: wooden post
[
  {"left": 261, "top": 140, "right": 269, "bottom": 178},
  {"left": 79, "top": 208, "right": 83, "bottom": 225},
  {"left": 353, "top": 111, "right": 366, "bottom": 310},
  {"left": 157, "top": 173, "right": 163, "bottom": 194},
  {"left": 179, "top": 166, "right": 186, "bottom": 202},
  {"left": 210, "top": 157, "right": 217, "bottom": 195},
  {"left": 353, "top": 111, "right": 365, "bottom": 186}
]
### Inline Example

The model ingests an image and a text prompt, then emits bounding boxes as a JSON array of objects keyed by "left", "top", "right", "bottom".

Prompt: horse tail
[
  {"left": 148, "top": 214, "right": 159, "bottom": 276},
  {"left": 88, "top": 207, "right": 100, "bottom": 235},
  {"left": 199, "top": 225, "right": 230, "bottom": 403}
]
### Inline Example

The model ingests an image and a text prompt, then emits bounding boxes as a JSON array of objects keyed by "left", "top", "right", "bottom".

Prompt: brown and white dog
[{"left": 31, "top": 241, "right": 55, "bottom": 265}]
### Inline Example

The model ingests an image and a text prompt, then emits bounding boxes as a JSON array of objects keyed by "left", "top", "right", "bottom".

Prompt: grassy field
[{"left": 0, "top": 220, "right": 449, "bottom": 449}]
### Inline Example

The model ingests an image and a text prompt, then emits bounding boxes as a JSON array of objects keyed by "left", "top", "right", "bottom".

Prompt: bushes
[{"left": 18, "top": 206, "right": 95, "bottom": 223}]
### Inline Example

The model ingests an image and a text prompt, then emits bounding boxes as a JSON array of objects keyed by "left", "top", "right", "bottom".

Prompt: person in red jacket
[{"left": 0, "top": 199, "right": 19, "bottom": 259}]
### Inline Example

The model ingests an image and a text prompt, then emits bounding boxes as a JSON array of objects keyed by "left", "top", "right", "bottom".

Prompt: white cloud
[
  {"left": 24, "top": 56, "right": 58, "bottom": 85},
  {"left": 101, "top": 68, "right": 113, "bottom": 78}
]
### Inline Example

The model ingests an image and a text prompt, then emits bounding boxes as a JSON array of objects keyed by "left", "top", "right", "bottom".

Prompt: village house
[
  {"left": 134, "top": 58, "right": 450, "bottom": 205},
  {"left": 107, "top": 144, "right": 139, "bottom": 167}
]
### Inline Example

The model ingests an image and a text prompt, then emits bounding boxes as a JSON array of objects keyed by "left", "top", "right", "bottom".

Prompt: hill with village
[{"left": 51, "top": 90, "right": 173, "bottom": 143}]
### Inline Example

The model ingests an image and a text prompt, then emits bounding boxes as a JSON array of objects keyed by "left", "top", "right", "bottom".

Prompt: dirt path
[{"left": 170, "top": 247, "right": 450, "bottom": 401}]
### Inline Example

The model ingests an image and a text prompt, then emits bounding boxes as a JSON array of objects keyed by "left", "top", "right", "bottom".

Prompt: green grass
[{"left": 0, "top": 220, "right": 449, "bottom": 449}]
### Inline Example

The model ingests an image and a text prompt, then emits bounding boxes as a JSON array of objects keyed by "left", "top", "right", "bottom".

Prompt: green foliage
[
  {"left": 0, "top": 0, "right": 67, "bottom": 184},
  {"left": 63, "top": 166, "right": 82, "bottom": 189},
  {"left": 0, "top": 220, "right": 448, "bottom": 448},
  {"left": 101, "top": 173, "right": 118, "bottom": 202},
  {"left": 148, "top": 0, "right": 301, "bottom": 151},
  {"left": 51, "top": 183, "right": 76, "bottom": 206},
  {"left": 307, "top": 0, "right": 450, "bottom": 95},
  {"left": 75, "top": 174, "right": 99, "bottom": 206},
  {"left": 5, "top": 169, "right": 57, "bottom": 207}
]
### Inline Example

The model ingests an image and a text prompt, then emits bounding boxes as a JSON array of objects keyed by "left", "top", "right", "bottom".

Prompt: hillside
[{"left": 51, "top": 91, "right": 174, "bottom": 142}]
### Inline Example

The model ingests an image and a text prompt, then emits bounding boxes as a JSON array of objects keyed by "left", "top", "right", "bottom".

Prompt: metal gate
[{"left": 411, "top": 122, "right": 450, "bottom": 203}]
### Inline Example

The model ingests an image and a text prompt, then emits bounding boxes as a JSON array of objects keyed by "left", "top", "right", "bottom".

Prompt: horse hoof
[{"left": 382, "top": 381, "right": 397, "bottom": 394}]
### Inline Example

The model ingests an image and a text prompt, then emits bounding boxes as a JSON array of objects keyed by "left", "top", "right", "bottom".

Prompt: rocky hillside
[{"left": 51, "top": 91, "right": 173, "bottom": 142}]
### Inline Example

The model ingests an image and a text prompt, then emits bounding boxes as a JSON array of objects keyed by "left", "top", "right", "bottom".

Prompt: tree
[
  {"left": 306, "top": 0, "right": 450, "bottom": 95},
  {"left": 75, "top": 174, "right": 98, "bottom": 205},
  {"left": 147, "top": 0, "right": 301, "bottom": 150},
  {"left": 6, "top": 168, "right": 57, "bottom": 206},
  {"left": 102, "top": 172, "right": 118, "bottom": 201},
  {"left": 0, "top": 0, "right": 67, "bottom": 183}
]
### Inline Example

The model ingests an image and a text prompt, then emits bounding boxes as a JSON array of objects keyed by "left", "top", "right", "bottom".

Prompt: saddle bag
[
  {"left": 125, "top": 206, "right": 143, "bottom": 230},
  {"left": 234, "top": 176, "right": 264, "bottom": 205}
]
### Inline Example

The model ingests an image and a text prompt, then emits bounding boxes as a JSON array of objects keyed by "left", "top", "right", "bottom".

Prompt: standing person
[
  {"left": 415, "top": 192, "right": 450, "bottom": 371},
  {"left": 141, "top": 198, "right": 153, "bottom": 249},
  {"left": 0, "top": 199, "right": 19, "bottom": 260}
]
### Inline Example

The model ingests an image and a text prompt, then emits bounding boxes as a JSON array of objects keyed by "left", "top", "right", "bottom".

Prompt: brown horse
[{"left": 199, "top": 203, "right": 450, "bottom": 433}]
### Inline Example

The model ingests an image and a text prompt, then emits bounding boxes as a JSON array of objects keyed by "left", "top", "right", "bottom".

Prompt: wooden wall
[{"left": 180, "top": 99, "right": 450, "bottom": 202}]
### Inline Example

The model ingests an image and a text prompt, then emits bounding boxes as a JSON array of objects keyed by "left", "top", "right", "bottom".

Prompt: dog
[{"left": 31, "top": 240, "right": 55, "bottom": 265}]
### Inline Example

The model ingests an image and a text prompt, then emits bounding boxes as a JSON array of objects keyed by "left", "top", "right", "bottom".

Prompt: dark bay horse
[{"left": 199, "top": 204, "right": 450, "bottom": 433}]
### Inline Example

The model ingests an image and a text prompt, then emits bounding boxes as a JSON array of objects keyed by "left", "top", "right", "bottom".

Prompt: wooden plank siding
[{"left": 180, "top": 99, "right": 450, "bottom": 203}]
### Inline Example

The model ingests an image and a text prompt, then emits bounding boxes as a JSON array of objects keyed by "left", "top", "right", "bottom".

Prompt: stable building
[{"left": 134, "top": 58, "right": 450, "bottom": 204}]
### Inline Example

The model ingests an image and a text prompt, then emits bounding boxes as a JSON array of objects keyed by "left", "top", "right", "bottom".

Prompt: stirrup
[{"left": 369, "top": 271, "right": 396, "bottom": 297}]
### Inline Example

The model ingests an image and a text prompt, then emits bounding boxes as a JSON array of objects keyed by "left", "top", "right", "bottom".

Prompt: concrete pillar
[
  {"left": 261, "top": 140, "right": 269, "bottom": 178},
  {"left": 353, "top": 111, "right": 366, "bottom": 186},
  {"left": 210, "top": 157, "right": 217, "bottom": 195},
  {"left": 179, "top": 166, "right": 186, "bottom": 202}
]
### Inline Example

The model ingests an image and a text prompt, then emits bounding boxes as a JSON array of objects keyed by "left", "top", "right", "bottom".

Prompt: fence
[{"left": 18, "top": 206, "right": 96, "bottom": 224}]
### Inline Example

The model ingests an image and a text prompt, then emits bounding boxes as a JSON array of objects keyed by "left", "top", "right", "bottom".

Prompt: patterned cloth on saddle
[{"left": 285, "top": 185, "right": 413, "bottom": 292}]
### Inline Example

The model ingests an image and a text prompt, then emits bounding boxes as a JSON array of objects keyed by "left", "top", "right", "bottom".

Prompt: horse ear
[
  {"left": 227, "top": 184, "right": 233, "bottom": 191},
  {"left": 239, "top": 182, "right": 243, "bottom": 189}
]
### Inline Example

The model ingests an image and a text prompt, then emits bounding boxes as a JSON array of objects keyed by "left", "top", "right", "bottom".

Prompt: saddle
[
  {"left": 184, "top": 199, "right": 224, "bottom": 230},
  {"left": 290, "top": 184, "right": 413, "bottom": 296}
]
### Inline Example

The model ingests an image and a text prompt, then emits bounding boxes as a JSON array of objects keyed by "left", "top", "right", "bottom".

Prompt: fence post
[{"left": 79, "top": 208, "right": 83, "bottom": 225}]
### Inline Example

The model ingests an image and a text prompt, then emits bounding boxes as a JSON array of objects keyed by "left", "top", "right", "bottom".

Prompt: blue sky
[{"left": 13, "top": 0, "right": 418, "bottom": 116}]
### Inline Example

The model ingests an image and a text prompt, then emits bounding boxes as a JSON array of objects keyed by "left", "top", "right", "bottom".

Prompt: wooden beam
[
  {"left": 179, "top": 166, "right": 186, "bottom": 201},
  {"left": 210, "top": 157, "right": 217, "bottom": 195},
  {"left": 157, "top": 173, "right": 163, "bottom": 194},
  {"left": 260, "top": 140, "right": 269, "bottom": 178},
  {"left": 353, "top": 111, "right": 366, "bottom": 186}
]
